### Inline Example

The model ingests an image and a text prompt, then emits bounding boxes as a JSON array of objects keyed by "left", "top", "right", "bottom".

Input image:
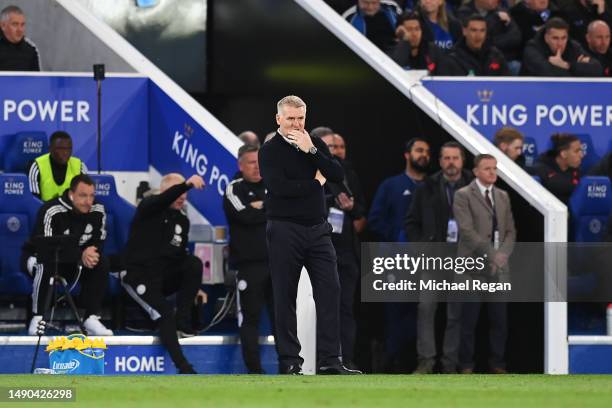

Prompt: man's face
[
  {"left": 562, "top": 140, "right": 584, "bottom": 169},
  {"left": 463, "top": 21, "right": 487, "bottom": 51},
  {"left": 439, "top": 147, "right": 464, "bottom": 179},
  {"left": 475, "top": 0, "right": 499, "bottom": 11},
  {"left": 405, "top": 141, "right": 431, "bottom": 172},
  {"left": 402, "top": 19, "right": 423, "bottom": 49},
  {"left": 334, "top": 134, "right": 346, "bottom": 160},
  {"left": 501, "top": 139, "right": 524, "bottom": 161},
  {"left": 587, "top": 23, "right": 611, "bottom": 55},
  {"left": 239, "top": 151, "right": 261, "bottom": 183},
  {"left": 526, "top": 0, "right": 549, "bottom": 13},
  {"left": 276, "top": 105, "right": 306, "bottom": 136},
  {"left": 0, "top": 12, "right": 25, "bottom": 44},
  {"left": 321, "top": 134, "right": 337, "bottom": 156},
  {"left": 474, "top": 158, "right": 498, "bottom": 185},
  {"left": 358, "top": 0, "right": 381, "bottom": 16},
  {"left": 545, "top": 28, "right": 568, "bottom": 54},
  {"left": 50, "top": 138, "right": 73, "bottom": 165},
  {"left": 161, "top": 176, "right": 187, "bottom": 210},
  {"left": 70, "top": 182, "right": 95, "bottom": 214}
]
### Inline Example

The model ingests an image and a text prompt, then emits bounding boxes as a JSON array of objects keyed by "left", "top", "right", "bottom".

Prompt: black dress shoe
[
  {"left": 281, "top": 364, "right": 303, "bottom": 375},
  {"left": 317, "top": 364, "right": 363, "bottom": 375}
]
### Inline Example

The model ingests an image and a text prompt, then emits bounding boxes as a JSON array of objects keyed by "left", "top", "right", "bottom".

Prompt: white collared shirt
[{"left": 475, "top": 178, "right": 495, "bottom": 208}]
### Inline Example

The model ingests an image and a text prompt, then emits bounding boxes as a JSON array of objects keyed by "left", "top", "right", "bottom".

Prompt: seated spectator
[
  {"left": 494, "top": 126, "right": 525, "bottom": 166},
  {"left": 390, "top": 11, "right": 449, "bottom": 73},
  {"left": 342, "top": 0, "right": 402, "bottom": 52},
  {"left": 532, "top": 133, "right": 583, "bottom": 204},
  {"left": 417, "top": 0, "right": 463, "bottom": 50},
  {"left": 237, "top": 130, "right": 260, "bottom": 147},
  {"left": 559, "top": 0, "right": 612, "bottom": 48},
  {"left": 442, "top": 15, "right": 510, "bottom": 75},
  {"left": 511, "top": 0, "right": 562, "bottom": 52},
  {"left": 28, "top": 131, "right": 88, "bottom": 201},
  {"left": 585, "top": 20, "right": 612, "bottom": 75},
  {"left": 0, "top": 5, "right": 40, "bottom": 71},
  {"left": 457, "top": 0, "right": 522, "bottom": 70},
  {"left": 521, "top": 17, "right": 603, "bottom": 76}
]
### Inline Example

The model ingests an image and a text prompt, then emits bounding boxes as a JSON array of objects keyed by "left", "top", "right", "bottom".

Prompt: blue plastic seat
[
  {"left": 0, "top": 173, "right": 42, "bottom": 295},
  {"left": 569, "top": 176, "right": 612, "bottom": 242},
  {"left": 3, "top": 131, "right": 48, "bottom": 173}
]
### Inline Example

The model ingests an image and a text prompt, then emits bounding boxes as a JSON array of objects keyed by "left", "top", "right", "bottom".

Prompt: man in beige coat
[{"left": 453, "top": 153, "right": 516, "bottom": 374}]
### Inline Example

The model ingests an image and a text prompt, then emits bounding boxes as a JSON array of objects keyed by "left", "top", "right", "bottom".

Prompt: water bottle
[
  {"left": 607, "top": 304, "right": 612, "bottom": 336},
  {"left": 33, "top": 368, "right": 56, "bottom": 374}
]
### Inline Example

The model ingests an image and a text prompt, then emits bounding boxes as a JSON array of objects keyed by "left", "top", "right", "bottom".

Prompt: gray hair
[
  {"left": 277, "top": 95, "right": 306, "bottom": 115},
  {"left": 0, "top": 5, "right": 24, "bottom": 22}
]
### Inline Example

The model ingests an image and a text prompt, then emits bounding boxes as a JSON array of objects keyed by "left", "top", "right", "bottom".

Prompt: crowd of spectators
[{"left": 342, "top": 0, "right": 612, "bottom": 76}]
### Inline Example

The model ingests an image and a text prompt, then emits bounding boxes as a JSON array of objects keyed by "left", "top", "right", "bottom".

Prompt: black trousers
[
  {"left": 31, "top": 256, "right": 109, "bottom": 319},
  {"left": 459, "top": 302, "right": 507, "bottom": 370},
  {"left": 124, "top": 255, "right": 202, "bottom": 371},
  {"left": 336, "top": 250, "right": 359, "bottom": 363},
  {"left": 236, "top": 261, "right": 274, "bottom": 373},
  {"left": 266, "top": 220, "right": 341, "bottom": 370}
]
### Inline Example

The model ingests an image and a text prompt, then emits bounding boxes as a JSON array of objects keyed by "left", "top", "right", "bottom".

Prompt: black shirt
[
  {"left": 258, "top": 132, "right": 344, "bottom": 226},
  {"left": 0, "top": 33, "right": 40, "bottom": 71},
  {"left": 125, "top": 182, "right": 192, "bottom": 268}
]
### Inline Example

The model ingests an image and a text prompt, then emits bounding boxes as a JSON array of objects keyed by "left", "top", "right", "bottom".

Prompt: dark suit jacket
[{"left": 404, "top": 170, "right": 473, "bottom": 242}]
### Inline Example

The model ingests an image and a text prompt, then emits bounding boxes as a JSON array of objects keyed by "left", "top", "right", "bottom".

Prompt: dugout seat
[
  {"left": 2, "top": 131, "right": 48, "bottom": 173},
  {"left": 0, "top": 173, "right": 42, "bottom": 295},
  {"left": 522, "top": 136, "right": 539, "bottom": 168},
  {"left": 569, "top": 176, "right": 612, "bottom": 242}
]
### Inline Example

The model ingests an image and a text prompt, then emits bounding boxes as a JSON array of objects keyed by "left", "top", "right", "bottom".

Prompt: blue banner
[
  {"left": 0, "top": 75, "right": 149, "bottom": 171},
  {"left": 423, "top": 79, "right": 612, "bottom": 168},
  {"left": 149, "top": 83, "right": 236, "bottom": 225}
]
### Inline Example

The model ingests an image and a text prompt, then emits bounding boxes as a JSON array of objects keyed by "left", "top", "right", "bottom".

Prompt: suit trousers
[
  {"left": 459, "top": 301, "right": 507, "bottom": 370},
  {"left": 266, "top": 219, "right": 341, "bottom": 370}
]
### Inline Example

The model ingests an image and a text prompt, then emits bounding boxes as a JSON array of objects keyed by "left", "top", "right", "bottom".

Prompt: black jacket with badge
[
  {"left": 404, "top": 170, "right": 473, "bottom": 242},
  {"left": 23, "top": 190, "right": 106, "bottom": 259},
  {"left": 125, "top": 182, "right": 192, "bottom": 267},
  {"left": 223, "top": 178, "right": 268, "bottom": 265},
  {"left": 442, "top": 38, "right": 510, "bottom": 75},
  {"left": 532, "top": 153, "right": 581, "bottom": 204},
  {"left": 390, "top": 39, "right": 449, "bottom": 74}
]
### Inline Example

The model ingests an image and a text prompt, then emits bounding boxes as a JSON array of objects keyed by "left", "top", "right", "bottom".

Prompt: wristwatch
[{"left": 309, "top": 146, "right": 318, "bottom": 155}]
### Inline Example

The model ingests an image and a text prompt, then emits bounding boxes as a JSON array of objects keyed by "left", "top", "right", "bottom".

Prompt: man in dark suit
[
  {"left": 258, "top": 95, "right": 360, "bottom": 375},
  {"left": 405, "top": 141, "right": 473, "bottom": 374},
  {"left": 453, "top": 153, "right": 516, "bottom": 374}
]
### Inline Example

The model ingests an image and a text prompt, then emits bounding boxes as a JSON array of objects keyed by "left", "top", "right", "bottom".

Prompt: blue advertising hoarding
[
  {"left": 148, "top": 83, "right": 236, "bottom": 225},
  {"left": 0, "top": 75, "right": 149, "bottom": 171},
  {"left": 423, "top": 79, "right": 612, "bottom": 168}
]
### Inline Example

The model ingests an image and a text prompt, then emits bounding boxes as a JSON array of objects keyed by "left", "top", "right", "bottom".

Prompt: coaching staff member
[
  {"left": 23, "top": 174, "right": 112, "bottom": 336},
  {"left": 259, "top": 95, "right": 360, "bottom": 375},
  {"left": 224, "top": 144, "right": 273, "bottom": 374},
  {"left": 123, "top": 173, "right": 205, "bottom": 374}
]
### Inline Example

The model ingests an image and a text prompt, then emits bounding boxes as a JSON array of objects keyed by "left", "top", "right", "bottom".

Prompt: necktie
[{"left": 485, "top": 189, "right": 493, "bottom": 209}]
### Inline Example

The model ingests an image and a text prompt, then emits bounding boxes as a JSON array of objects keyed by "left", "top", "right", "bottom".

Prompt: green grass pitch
[{"left": 1, "top": 374, "right": 612, "bottom": 407}]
